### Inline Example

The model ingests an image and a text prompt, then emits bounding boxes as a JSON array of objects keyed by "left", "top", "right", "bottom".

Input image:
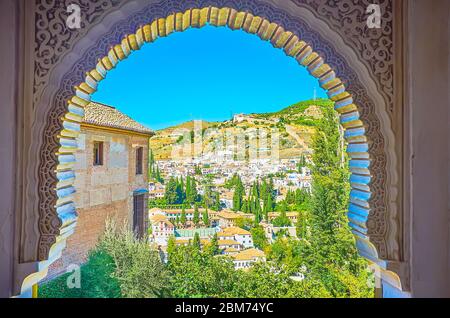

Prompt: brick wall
[{"left": 48, "top": 126, "right": 149, "bottom": 278}]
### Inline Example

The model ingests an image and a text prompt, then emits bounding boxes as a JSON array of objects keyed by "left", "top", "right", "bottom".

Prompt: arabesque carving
[{"left": 32, "top": 0, "right": 397, "bottom": 280}]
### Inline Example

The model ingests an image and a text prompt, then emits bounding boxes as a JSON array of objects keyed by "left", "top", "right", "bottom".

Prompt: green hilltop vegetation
[
  {"left": 149, "top": 99, "right": 334, "bottom": 160},
  {"left": 253, "top": 98, "right": 334, "bottom": 127}
]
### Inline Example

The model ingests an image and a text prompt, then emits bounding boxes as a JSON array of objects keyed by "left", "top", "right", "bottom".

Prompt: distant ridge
[{"left": 149, "top": 99, "right": 333, "bottom": 160}]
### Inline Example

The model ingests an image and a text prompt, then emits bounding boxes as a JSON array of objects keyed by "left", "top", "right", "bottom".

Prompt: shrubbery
[
  {"left": 99, "top": 221, "right": 170, "bottom": 298},
  {"left": 39, "top": 246, "right": 121, "bottom": 298},
  {"left": 41, "top": 224, "right": 371, "bottom": 298}
]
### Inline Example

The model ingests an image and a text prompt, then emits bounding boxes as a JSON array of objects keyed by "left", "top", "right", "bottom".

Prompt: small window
[
  {"left": 93, "top": 141, "right": 104, "bottom": 166},
  {"left": 136, "top": 147, "right": 143, "bottom": 175}
]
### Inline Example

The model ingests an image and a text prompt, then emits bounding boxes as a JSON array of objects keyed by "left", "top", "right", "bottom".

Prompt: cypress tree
[
  {"left": 191, "top": 177, "right": 198, "bottom": 203},
  {"left": 180, "top": 206, "right": 187, "bottom": 225},
  {"left": 232, "top": 176, "right": 244, "bottom": 211},
  {"left": 266, "top": 194, "right": 274, "bottom": 213},
  {"left": 308, "top": 102, "right": 363, "bottom": 274},
  {"left": 202, "top": 206, "right": 210, "bottom": 226},
  {"left": 156, "top": 166, "right": 162, "bottom": 183},
  {"left": 185, "top": 176, "right": 192, "bottom": 204},
  {"left": 192, "top": 232, "right": 201, "bottom": 250},
  {"left": 164, "top": 177, "right": 178, "bottom": 204},
  {"left": 167, "top": 235, "right": 176, "bottom": 256},
  {"left": 149, "top": 150, "right": 154, "bottom": 177},
  {"left": 208, "top": 233, "right": 219, "bottom": 255},
  {"left": 193, "top": 204, "right": 200, "bottom": 225},
  {"left": 213, "top": 192, "right": 221, "bottom": 211}
]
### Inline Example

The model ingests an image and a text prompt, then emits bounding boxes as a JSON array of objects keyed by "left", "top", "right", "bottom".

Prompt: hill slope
[{"left": 150, "top": 99, "right": 333, "bottom": 160}]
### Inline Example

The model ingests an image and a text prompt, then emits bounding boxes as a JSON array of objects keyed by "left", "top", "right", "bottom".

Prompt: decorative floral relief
[{"left": 34, "top": 0, "right": 394, "bottom": 261}]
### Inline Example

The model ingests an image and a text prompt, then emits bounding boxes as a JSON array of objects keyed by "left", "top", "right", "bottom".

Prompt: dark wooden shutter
[
  {"left": 133, "top": 194, "right": 145, "bottom": 239},
  {"left": 93, "top": 141, "right": 104, "bottom": 166},
  {"left": 136, "top": 147, "right": 143, "bottom": 175}
]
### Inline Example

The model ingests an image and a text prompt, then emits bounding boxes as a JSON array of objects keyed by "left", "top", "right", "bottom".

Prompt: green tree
[
  {"left": 264, "top": 194, "right": 273, "bottom": 217},
  {"left": 167, "top": 244, "right": 238, "bottom": 298},
  {"left": 180, "top": 206, "right": 187, "bottom": 225},
  {"left": 207, "top": 233, "right": 220, "bottom": 256},
  {"left": 148, "top": 149, "right": 154, "bottom": 178},
  {"left": 232, "top": 176, "right": 245, "bottom": 211},
  {"left": 164, "top": 177, "right": 182, "bottom": 204},
  {"left": 304, "top": 101, "right": 372, "bottom": 297},
  {"left": 185, "top": 176, "right": 192, "bottom": 203},
  {"left": 241, "top": 200, "right": 249, "bottom": 213},
  {"left": 295, "top": 188, "right": 310, "bottom": 210},
  {"left": 167, "top": 235, "right": 176, "bottom": 255},
  {"left": 296, "top": 211, "right": 307, "bottom": 238},
  {"left": 213, "top": 192, "right": 221, "bottom": 211},
  {"left": 251, "top": 225, "right": 268, "bottom": 249},
  {"left": 235, "top": 217, "right": 253, "bottom": 230},
  {"left": 99, "top": 221, "right": 170, "bottom": 298},
  {"left": 192, "top": 232, "right": 201, "bottom": 250},
  {"left": 297, "top": 154, "right": 306, "bottom": 173},
  {"left": 194, "top": 165, "right": 202, "bottom": 175},
  {"left": 155, "top": 166, "right": 162, "bottom": 183},
  {"left": 189, "top": 177, "right": 199, "bottom": 203},
  {"left": 193, "top": 204, "right": 200, "bottom": 225},
  {"left": 272, "top": 214, "right": 291, "bottom": 227},
  {"left": 39, "top": 247, "right": 121, "bottom": 298},
  {"left": 202, "top": 206, "right": 210, "bottom": 226}
]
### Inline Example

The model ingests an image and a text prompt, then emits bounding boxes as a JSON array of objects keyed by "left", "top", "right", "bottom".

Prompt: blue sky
[{"left": 92, "top": 26, "right": 326, "bottom": 130}]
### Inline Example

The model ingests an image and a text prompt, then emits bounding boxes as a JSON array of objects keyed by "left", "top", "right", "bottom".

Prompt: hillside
[
  {"left": 253, "top": 98, "right": 332, "bottom": 126},
  {"left": 149, "top": 99, "right": 333, "bottom": 160}
]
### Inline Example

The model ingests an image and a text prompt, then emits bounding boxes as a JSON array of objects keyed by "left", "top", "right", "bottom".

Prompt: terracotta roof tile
[
  {"left": 232, "top": 248, "right": 265, "bottom": 261},
  {"left": 218, "top": 239, "right": 241, "bottom": 246},
  {"left": 221, "top": 226, "right": 251, "bottom": 236},
  {"left": 83, "top": 102, "right": 154, "bottom": 135}
]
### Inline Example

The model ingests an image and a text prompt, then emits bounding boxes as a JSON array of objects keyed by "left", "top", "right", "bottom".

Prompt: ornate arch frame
[{"left": 16, "top": 0, "right": 406, "bottom": 295}]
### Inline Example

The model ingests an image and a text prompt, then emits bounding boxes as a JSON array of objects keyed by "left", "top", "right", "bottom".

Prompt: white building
[
  {"left": 149, "top": 214, "right": 174, "bottom": 246},
  {"left": 233, "top": 113, "right": 246, "bottom": 123},
  {"left": 232, "top": 248, "right": 266, "bottom": 270},
  {"left": 217, "top": 226, "right": 254, "bottom": 249}
]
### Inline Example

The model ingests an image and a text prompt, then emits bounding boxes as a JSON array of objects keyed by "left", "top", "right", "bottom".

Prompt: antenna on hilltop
[{"left": 313, "top": 87, "right": 317, "bottom": 102}]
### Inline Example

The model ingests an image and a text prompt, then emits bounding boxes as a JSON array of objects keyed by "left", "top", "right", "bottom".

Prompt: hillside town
[
  {"left": 149, "top": 158, "right": 312, "bottom": 208},
  {"left": 146, "top": 112, "right": 314, "bottom": 270},
  {"left": 148, "top": 207, "right": 300, "bottom": 270}
]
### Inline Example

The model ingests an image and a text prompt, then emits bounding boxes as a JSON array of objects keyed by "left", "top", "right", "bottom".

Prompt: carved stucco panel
[{"left": 32, "top": 0, "right": 395, "bottom": 264}]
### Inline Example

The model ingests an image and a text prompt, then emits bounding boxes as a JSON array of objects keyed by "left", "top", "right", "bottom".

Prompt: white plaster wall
[
  {"left": 235, "top": 234, "right": 254, "bottom": 249},
  {"left": 0, "top": 0, "right": 18, "bottom": 298},
  {"left": 109, "top": 138, "right": 128, "bottom": 168},
  {"left": 408, "top": 0, "right": 450, "bottom": 297},
  {"left": 448, "top": 11, "right": 450, "bottom": 284}
]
